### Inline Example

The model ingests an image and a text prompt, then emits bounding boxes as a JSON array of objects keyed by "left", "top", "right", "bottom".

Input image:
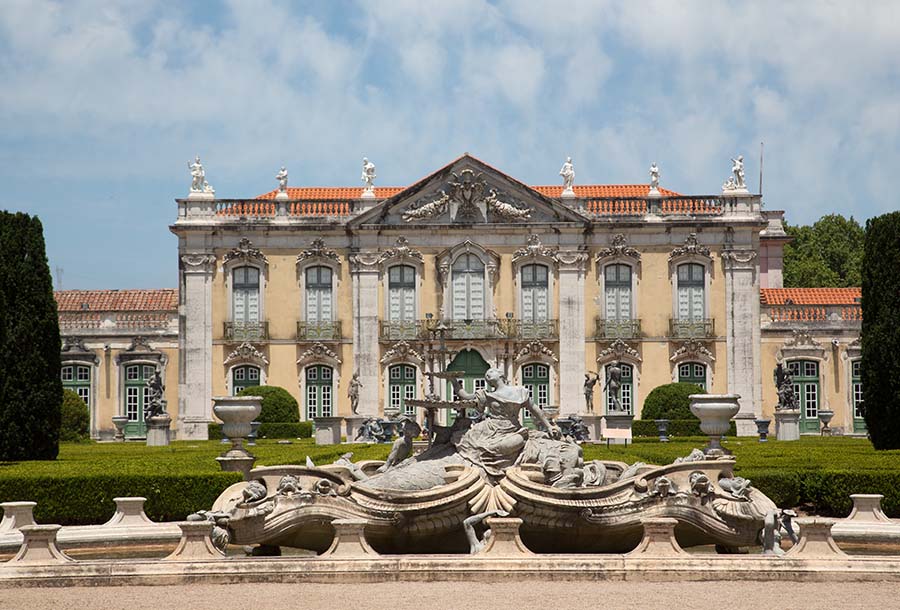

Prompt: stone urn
[
  {"left": 818, "top": 409, "right": 835, "bottom": 435},
  {"left": 689, "top": 394, "right": 740, "bottom": 457},
  {"left": 212, "top": 396, "right": 262, "bottom": 478},
  {"left": 654, "top": 419, "right": 670, "bottom": 443},
  {"left": 755, "top": 418, "right": 771, "bottom": 442},
  {"left": 247, "top": 421, "right": 261, "bottom": 446},
  {"left": 111, "top": 415, "right": 129, "bottom": 442}
]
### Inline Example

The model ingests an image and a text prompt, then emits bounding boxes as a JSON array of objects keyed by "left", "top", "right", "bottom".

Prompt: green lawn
[{"left": 1, "top": 437, "right": 899, "bottom": 525}]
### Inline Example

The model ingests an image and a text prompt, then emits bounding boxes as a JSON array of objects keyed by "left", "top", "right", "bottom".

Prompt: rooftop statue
[
  {"left": 188, "top": 156, "right": 214, "bottom": 194},
  {"left": 361, "top": 157, "right": 376, "bottom": 194},
  {"left": 649, "top": 162, "right": 660, "bottom": 192},
  {"left": 275, "top": 166, "right": 288, "bottom": 193},
  {"left": 723, "top": 154, "right": 746, "bottom": 191},
  {"left": 559, "top": 156, "right": 575, "bottom": 194}
]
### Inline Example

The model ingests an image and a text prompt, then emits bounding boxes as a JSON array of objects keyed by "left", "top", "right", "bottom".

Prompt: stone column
[
  {"left": 722, "top": 248, "right": 760, "bottom": 436},
  {"left": 350, "top": 253, "right": 381, "bottom": 417},
  {"left": 179, "top": 253, "right": 216, "bottom": 440},
  {"left": 556, "top": 251, "right": 588, "bottom": 416}
]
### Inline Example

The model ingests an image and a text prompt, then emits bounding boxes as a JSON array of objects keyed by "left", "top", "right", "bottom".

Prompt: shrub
[
  {"left": 862, "top": 211, "right": 900, "bottom": 449},
  {"left": 208, "top": 421, "right": 312, "bottom": 439},
  {"left": 59, "top": 389, "right": 90, "bottom": 442},
  {"left": 0, "top": 212, "right": 62, "bottom": 460},
  {"left": 236, "top": 385, "right": 299, "bottom": 423},
  {"left": 633, "top": 419, "right": 736, "bottom": 438},
  {"left": 640, "top": 382, "right": 706, "bottom": 420}
]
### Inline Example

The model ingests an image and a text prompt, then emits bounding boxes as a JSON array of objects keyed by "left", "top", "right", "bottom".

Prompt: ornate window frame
[
  {"left": 223, "top": 238, "right": 269, "bottom": 325},
  {"left": 296, "top": 342, "right": 342, "bottom": 421},
  {"left": 669, "top": 339, "right": 716, "bottom": 388},
  {"left": 380, "top": 340, "right": 425, "bottom": 418},
  {"left": 513, "top": 340, "right": 559, "bottom": 412},
  {"left": 777, "top": 330, "right": 830, "bottom": 412},
  {"left": 224, "top": 342, "right": 269, "bottom": 395},
  {"left": 115, "top": 337, "right": 169, "bottom": 421},
  {"left": 595, "top": 233, "right": 642, "bottom": 322},
  {"left": 841, "top": 338, "right": 862, "bottom": 428},
  {"left": 596, "top": 339, "right": 642, "bottom": 416},
  {"left": 436, "top": 240, "right": 501, "bottom": 319},
  {"left": 511, "top": 234, "right": 558, "bottom": 320},
  {"left": 668, "top": 232, "right": 713, "bottom": 322},
  {"left": 379, "top": 237, "right": 425, "bottom": 325},
  {"left": 296, "top": 238, "right": 341, "bottom": 324},
  {"left": 60, "top": 336, "right": 100, "bottom": 438}
]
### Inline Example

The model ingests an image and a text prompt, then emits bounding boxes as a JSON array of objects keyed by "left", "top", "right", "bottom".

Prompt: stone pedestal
[
  {"left": 111, "top": 416, "right": 128, "bottom": 442},
  {"left": 581, "top": 414, "right": 603, "bottom": 442},
  {"left": 775, "top": 409, "right": 801, "bottom": 441},
  {"left": 314, "top": 417, "right": 344, "bottom": 445},
  {"left": 786, "top": 518, "right": 846, "bottom": 558},
  {"left": 478, "top": 517, "right": 533, "bottom": 557},
  {"left": 344, "top": 416, "right": 367, "bottom": 443},
  {"left": 323, "top": 519, "right": 378, "bottom": 558},
  {"left": 164, "top": 521, "right": 225, "bottom": 561},
  {"left": 103, "top": 497, "right": 153, "bottom": 527},
  {"left": 215, "top": 455, "right": 256, "bottom": 479},
  {"left": 601, "top": 413, "right": 633, "bottom": 444},
  {"left": 146, "top": 415, "right": 172, "bottom": 447},
  {"left": 626, "top": 518, "right": 686, "bottom": 557},
  {"left": 0, "top": 501, "right": 37, "bottom": 533},
  {"left": 9, "top": 525, "right": 73, "bottom": 565}
]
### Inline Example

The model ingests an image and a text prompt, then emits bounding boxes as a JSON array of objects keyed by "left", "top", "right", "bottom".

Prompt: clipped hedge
[
  {"left": 0, "top": 473, "right": 242, "bottom": 525},
  {"left": 633, "top": 419, "right": 737, "bottom": 438},
  {"left": 59, "top": 389, "right": 90, "bottom": 443},
  {"left": 208, "top": 421, "right": 312, "bottom": 440},
  {"left": 236, "top": 386, "right": 299, "bottom": 423},
  {"left": 640, "top": 382, "right": 706, "bottom": 420}
]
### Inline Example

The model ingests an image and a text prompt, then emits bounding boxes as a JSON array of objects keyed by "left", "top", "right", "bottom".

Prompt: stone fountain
[{"left": 212, "top": 396, "right": 262, "bottom": 479}]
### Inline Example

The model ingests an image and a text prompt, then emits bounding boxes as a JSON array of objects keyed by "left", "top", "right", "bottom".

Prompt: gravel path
[{"left": 0, "top": 581, "right": 894, "bottom": 610}]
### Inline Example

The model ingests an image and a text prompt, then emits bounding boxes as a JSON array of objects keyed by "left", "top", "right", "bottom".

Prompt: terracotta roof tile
[
  {"left": 258, "top": 186, "right": 404, "bottom": 200},
  {"left": 760, "top": 288, "right": 861, "bottom": 306},
  {"left": 54, "top": 289, "right": 178, "bottom": 312}
]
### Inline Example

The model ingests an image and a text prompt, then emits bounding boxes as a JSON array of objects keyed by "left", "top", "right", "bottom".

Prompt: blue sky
[{"left": 2, "top": 1, "right": 899, "bottom": 289}]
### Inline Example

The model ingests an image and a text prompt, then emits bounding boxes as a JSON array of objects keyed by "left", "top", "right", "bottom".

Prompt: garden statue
[
  {"left": 774, "top": 362, "right": 797, "bottom": 411},
  {"left": 603, "top": 363, "right": 622, "bottom": 412},
  {"left": 275, "top": 166, "right": 288, "bottom": 192},
  {"left": 463, "top": 509, "right": 510, "bottom": 554},
  {"left": 361, "top": 157, "right": 376, "bottom": 193},
  {"left": 583, "top": 371, "right": 600, "bottom": 412},
  {"left": 144, "top": 369, "right": 166, "bottom": 418},
  {"left": 559, "top": 156, "right": 575, "bottom": 193},
  {"left": 348, "top": 372, "right": 363, "bottom": 414},
  {"left": 354, "top": 417, "right": 383, "bottom": 443},
  {"left": 377, "top": 417, "right": 422, "bottom": 473}
]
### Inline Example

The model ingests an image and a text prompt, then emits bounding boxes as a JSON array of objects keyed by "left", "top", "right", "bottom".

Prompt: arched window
[
  {"left": 604, "top": 264, "right": 632, "bottom": 321},
  {"left": 232, "top": 364, "right": 260, "bottom": 395},
  {"left": 388, "top": 265, "right": 416, "bottom": 323},
  {"left": 451, "top": 254, "right": 485, "bottom": 320},
  {"left": 61, "top": 364, "right": 91, "bottom": 405},
  {"left": 676, "top": 263, "right": 705, "bottom": 321},
  {"left": 788, "top": 360, "right": 820, "bottom": 433},
  {"left": 852, "top": 360, "right": 865, "bottom": 432},
  {"left": 389, "top": 364, "right": 417, "bottom": 416},
  {"left": 678, "top": 361, "right": 707, "bottom": 390},
  {"left": 124, "top": 364, "right": 155, "bottom": 438},
  {"left": 605, "top": 362, "right": 633, "bottom": 414},
  {"left": 305, "top": 365, "right": 333, "bottom": 419},
  {"left": 233, "top": 266, "right": 260, "bottom": 324},
  {"left": 305, "top": 266, "right": 333, "bottom": 324},
  {"left": 521, "top": 363, "right": 549, "bottom": 427},
  {"left": 520, "top": 264, "right": 549, "bottom": 323}
]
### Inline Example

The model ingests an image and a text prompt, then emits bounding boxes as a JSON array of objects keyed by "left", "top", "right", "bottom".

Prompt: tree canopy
[{"left": 783, "top": 214, "right": 864, "bottom": 288}]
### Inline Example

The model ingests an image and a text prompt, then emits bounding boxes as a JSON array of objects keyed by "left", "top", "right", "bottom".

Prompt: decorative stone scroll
[
  {"left": 721, "top": 248, "right": 758, "bottom": 270},
  {"left": 512, "top": 234, "right": 558, "bottom": 266},
  {"left": 377, "top": 236, "right": 423, "bottom": 266},
  {"left": 596, "top": 339, "right": 642, "bottom": 363},
  {"left": 515, "top": 341, "right": 558, "bottom": 365},
  {"left": 778, "top": 329, "right": 826, "bottom": 361},
  {"left": 296, "top": 238, "right": 340, "bottom": 268},
  {"left": 380, "top": 340, "right": 425, "bottom": 365},
  {"left": 402, "top": 168, "right": 530, "bottom": 223},
  {"left": 669, "top": 339, "right": 716, "bottom": 363},
  {"left": 669, "top": 232, "right": 711, "bottom": 262},
  {"left": 224, "top": 238, "right": 268, "bottom": 266},
  {"left": 180, "top": 252, "right": 216, "bottom": 274},
  {"left": 595, "top": 233, "right": 641, "bottom": 264},
  {"left": 297, "top": 342, "right": 342, "bottom": 367},
  {"left": 116, "top": 336, "right": 166, "bottom": 366},
  {"left": 60, "top": 336, "right": 99, "bottom": 364},
  {"left": 224, "top": 342, "right": 269, "bottom": 367},
  {"left": 484, "top": 189, "right": 531, "bottom": 221}
]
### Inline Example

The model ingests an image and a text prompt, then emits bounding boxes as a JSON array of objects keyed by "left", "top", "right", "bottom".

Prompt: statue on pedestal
[
  {"left": 275, "top": 166, "right": 288, "bottom": 193},
  {"left": 603, "top": 363, "right": 622, "bottom": 412},
  {"left": 361, "top": 157, "right": 376, "bottom": 194},
  {"left": 144, "top": 369, "right": 166, "bottom": 419},
  {"left": 559, "top": 157, "right": 575, "bottom": 194},
  {"left": 649, "top": 162, "right": 660, "bottom": 191},
  {"left": 774, "top": 362, "right": 797, "bottom": 411},
  {"left": 583, "top": 371, "right": 600, "bottom": 412},
  {"left": 723, "top": 155, "right": 746, "bottom": 191},
  {"left": 348, "top": 372, "right": 363, "bottom": 414},
  {"left": 188, "top": 156, "right": 214, "bottom": 194}
]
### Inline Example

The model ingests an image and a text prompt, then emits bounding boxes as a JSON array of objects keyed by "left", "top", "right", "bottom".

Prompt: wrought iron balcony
[
  {"left": 668, "top": 318, "right": 715, "bottom": 339},
  {"left": 379, "top": 320, "right": 426, "bottom": 341},
  {"left": 507, "top": 319, "right": 559, "bottom": 340},
  {"left": 595, "top": 318, "right": 642, "bottom": 340},
  {"left": 380, "top": 318, "right": 560, "bottom": 342},
  {"left": 297, "top": 320, "right": 342, "bottom": 341},
  {"left": 224, "top": 321, "right": 269, "bottom": 341}
]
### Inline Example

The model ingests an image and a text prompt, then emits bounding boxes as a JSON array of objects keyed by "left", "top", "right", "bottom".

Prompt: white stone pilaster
[
  {"left": 723, "top": 248, "right": 760, "bottom": 435},
  {"left": 556, "top": 251, "right": 588, "bottom": 415},
  {"left": 179, "top": 253, "right": 215, "bottom": 440},
  {"left": 350, "top": 253, "right": 381, "bottom": 416}
]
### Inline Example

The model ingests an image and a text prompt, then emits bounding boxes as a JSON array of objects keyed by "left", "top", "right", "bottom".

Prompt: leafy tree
[
  {"left": 60, "top": 389, "right": 90, "bottom": 442},
  {"left": 640, "top": 382, "right": 706, "bottom": 420},
  {"left": 784, "top": 214, "right": 864, "bottom": 288},
  {"left": 0, "top": 212, "right": 62, "bottom": 460},
  {"left": 861, "top": 211, "right": 900, "bottom": 449},
  {"left": 237, "top": 385, "right": 299, "bottom": 422}
]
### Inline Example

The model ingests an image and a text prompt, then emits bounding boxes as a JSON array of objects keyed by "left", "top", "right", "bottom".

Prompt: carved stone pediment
[
  {"left": 377, "top": 237, "right": 423, "bottom": 266},
  {"left": 296, "top": 342, "right": 342, "bottom": 367},
  {"left": 224, "top": 342, "right": 269, "bottom": 367},
  {"left": 778, "top": 329, "right": 827, "bottom": 361},
  {"left": 669, "top": 339, "right": 715, "bottom": 363},
  {"left": 595, "top": 233, "right": 640, "bottom": 264},
  {"left": 597, "top": 339, "right": 642, "bottom": 363},
  {"left": 512, "top": 234, "right": 558, "bottom": 267},
  {"left": 514, "top": 340, "right": 558, "bottom": 365},
  {"left": 380, "top": 340, "right": 425, "bottom": 365},
  {"left": 116, "top": 336, "right": 166, "bottom": 365},
  {"left": 296, "top": 238, "right": 340, "bottom": 268},
  {"left": 669, "top": 233, "right": 711, "bottom": 262},
  {"left": 224, "top": 238, "right": 267, "bottom": 267},
  {"left": 60, "top": 336, "right": 99, "bottom": 364}
]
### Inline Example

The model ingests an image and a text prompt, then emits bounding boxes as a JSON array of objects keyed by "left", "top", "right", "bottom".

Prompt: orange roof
[
  {"left": 55, "top": 289, "right": 178, "bottom": 312},
  {"left": 258, "top": 186, "right": 404, "bottom": 200},
  {"left": 257, "top": 184, "right": 678, "bottom": 200},
  {"left": 760, "top": 288, "right": 861, "bottom": 306}
]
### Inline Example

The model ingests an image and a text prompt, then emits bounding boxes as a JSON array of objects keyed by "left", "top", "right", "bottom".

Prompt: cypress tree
[
  {"left": 0, "top": 212, "right": 62, "bottom": 460},
  {"left": 861, "top": 211, "right": 900, "bottom": 449}
]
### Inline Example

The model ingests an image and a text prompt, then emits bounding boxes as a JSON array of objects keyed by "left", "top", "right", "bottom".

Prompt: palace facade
[{"left": 59, "top": 154, "right": 865, "bottom": 440}]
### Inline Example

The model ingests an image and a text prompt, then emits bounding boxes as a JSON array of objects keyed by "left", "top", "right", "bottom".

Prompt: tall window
[
  {"left": 788, "top": 360, "right": 820, "bottom": 433},
  {"left": 232, "top": 365, "right": 260, "bottom": 395},
  {"left": 305, "top": 266, "right": 333, "bottom": 323},
  {"left": 676, "top": 263, "right": 705, "bottom": 320},
  {"left": 604, "top": 264, "right": 632, "bottom": 321},
  {"left": 446, "top": 349, "right": 489, "bottom": 422},
  {"left": 451, "top": 254, "right": 485, "bottom": 320},
  {"left": 520, "top": 264, "right": 549, "bottom": 322},
  {"left": 305, "top": 365, "right": 333, "bottom": 419},
  {"left": 233, "top": 266, "right": 260, "bottom": 323},
  {"left": 388, "top": 265, "right": 416, "bottom": 323},
  {"left": 389, "top": 364, "right": 417, "bottom": 416},
  {"left": 521, "top": 363, "right": 549, "bottom": 426},
  {"left": 605, "top": 363, "right": 633, "bottom": 414},
  {"left": 124, "top": 364, "right": 155, "bottom": 438},
  {"left": 61, "top": 364, "right": 91, "bottom": 405},
  {"left": 852, "top": 360, "right": 866, "bottom": 433},
  {"left": 678, "top": 362, "right": 707, "bottom": 390}
]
